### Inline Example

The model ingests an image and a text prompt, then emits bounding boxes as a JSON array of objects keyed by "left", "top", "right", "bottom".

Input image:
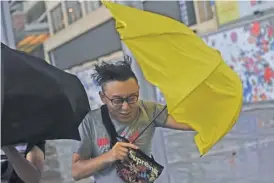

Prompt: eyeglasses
[{"left": 103, "top": 92, "right": 139, "bottom": 107}]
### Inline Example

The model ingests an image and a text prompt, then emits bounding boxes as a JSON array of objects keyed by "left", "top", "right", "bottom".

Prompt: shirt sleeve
[
  {"left": 141, "top": 100, "right": 168, "bottom": 127},
  {"left": 74, "top": 112, "right": 94, "bottom": 159},
  {"left": 153, "top": 103, "right": 168, "bottom": 127}
]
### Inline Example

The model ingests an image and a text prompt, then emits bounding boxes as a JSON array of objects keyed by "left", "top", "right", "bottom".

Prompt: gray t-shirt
[{"left": 75, "top": 100, "right": 168, "bottom": 183}]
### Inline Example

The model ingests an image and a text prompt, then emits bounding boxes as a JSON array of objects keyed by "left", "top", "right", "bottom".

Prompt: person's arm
[
  {"left": 165, "top": 115, "right": 193, "bottom": 131},
  {"left": 72, "top": 142, "right": 138, "bottom": 181},
  {"left": 2, "top": 142, "right": 45, "bottom": 183},
  {"left": 151, "top": 102, "right": 193, "bottom": 131},
  {"left": 71, "top": 112, "right": 139, "bottom": 181}
]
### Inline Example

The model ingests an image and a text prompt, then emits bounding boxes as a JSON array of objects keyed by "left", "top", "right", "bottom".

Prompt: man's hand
[
  {"left": 107, "top": 142, "right": 138, "bottom": 162},
  {"left": 72, "top": 142, "right": 138, "bottom": 180}
]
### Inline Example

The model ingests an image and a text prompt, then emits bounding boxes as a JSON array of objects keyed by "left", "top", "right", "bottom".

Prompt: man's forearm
[
  {"left": 165, "top": 115, "right": 194, "bottom": 131},
  {"left": 72, "top": 152, "right": 113, "bottom": 181},
  {"left": 2, "top": 146, "right": 41, "bottom": 183}
]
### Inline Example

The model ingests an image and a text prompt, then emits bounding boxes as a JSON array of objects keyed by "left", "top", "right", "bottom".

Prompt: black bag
[{"left": 100, "top": 105, "right": 166, "bottom": 183}]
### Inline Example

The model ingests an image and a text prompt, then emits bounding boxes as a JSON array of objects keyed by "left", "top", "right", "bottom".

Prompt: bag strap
[
  {"left": 100, "top": 104, "right": 168, "bottom": 146},
  {"left": 100, "top": 105, "right": 118, "bottom": 147}
]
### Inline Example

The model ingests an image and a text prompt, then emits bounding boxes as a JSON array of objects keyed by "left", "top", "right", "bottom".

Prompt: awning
[{"left": 16, "top": 33, "right": 49, "bottom": 53}]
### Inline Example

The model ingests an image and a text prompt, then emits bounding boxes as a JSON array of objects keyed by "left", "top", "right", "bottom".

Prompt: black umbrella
[{"left": 1, "top": 43, "right": 90, "bottom": 146}]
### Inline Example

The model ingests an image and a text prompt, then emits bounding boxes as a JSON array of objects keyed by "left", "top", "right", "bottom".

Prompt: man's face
[{"left": 100, "top": 78, "right": 140, "bottom": 123}]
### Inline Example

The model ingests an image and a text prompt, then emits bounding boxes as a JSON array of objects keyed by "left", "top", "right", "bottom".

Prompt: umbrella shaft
[{"left": 132, "top": 105, "right": 167, "bottom": 143}]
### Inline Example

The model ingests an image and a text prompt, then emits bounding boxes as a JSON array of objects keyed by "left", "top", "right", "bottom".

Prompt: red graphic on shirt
[
  {"left": 97, "top": 137, "right": 110, "bottom": 147},
  {"left": 128, "top": 131, "right": 140, "bottom": 142}
]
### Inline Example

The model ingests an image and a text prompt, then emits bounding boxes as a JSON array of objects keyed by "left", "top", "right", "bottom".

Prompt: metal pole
[{"left": 1, "top": 1, "right": 16, "bottom": 48}]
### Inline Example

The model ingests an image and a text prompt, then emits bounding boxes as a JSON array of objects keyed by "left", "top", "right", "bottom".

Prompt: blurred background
[{"left": 1, "top": 0, "right": 274, "bottom": 183}]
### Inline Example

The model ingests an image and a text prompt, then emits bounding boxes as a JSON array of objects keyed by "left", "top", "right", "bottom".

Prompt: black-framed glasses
[{"left": 103, "top": 92, "right": 139, "bottom": 107}]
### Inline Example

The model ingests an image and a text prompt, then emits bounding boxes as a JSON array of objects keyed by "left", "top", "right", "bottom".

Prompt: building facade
[
  {"left": 43, "top": 0, "right": 217, "bottom": 70},
  {"left": 2, "top": 0, "right": 50, "bottom": 59},
  {"left": 14, "top": 0, "right": 49, "bottom": 59},
  {"left": 1, "top": 0, "right": 16, "bottom": 48}
]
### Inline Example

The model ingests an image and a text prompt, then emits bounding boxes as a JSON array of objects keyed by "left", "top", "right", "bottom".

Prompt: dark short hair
[{"left": 91, "top": 60, "right": 137, "bottom": 89}]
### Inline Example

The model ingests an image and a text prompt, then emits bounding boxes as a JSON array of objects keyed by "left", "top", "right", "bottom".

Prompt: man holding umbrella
[
  {"left": 71, "top": 61, "right": 193, "bottom": 183},
  {"left": 73, "top": 1, "right": 243, "bottom": 182}
]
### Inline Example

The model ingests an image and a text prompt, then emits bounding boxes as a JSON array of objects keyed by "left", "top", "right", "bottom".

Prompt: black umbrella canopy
[{"left": 1, "top": 43, "right": 90, "bottom": 146}]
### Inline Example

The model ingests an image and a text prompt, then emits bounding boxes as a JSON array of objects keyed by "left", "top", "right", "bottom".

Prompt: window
[
  {"left": 196, "top": 1, "right": 213, "bottom": 23},
  {"left": 65, "top": 1, "right": 83, "bottom": 25},
  {"left": 84, "top": 0, "right": 101, "bottom": 14},
  {"left": 179, "top": 0, "right": 214, "bottom": 26},
  {"left": 9, "top": 1, "right": 24, "bottom": 14},
  {"left": 179, "top": 0, "right": 197, "bottom": 26},
  {"left": 40, "top": 16, "right": 47, "bottom": 23},
  {"left": 50, "top": 4, "right": 65, "bottom": 33},
  {"left": 114, "top": 1, "right": 143, "bottom": 9},
  {"left": 26, "top": 1, "right": 46, "bottom": 24}
]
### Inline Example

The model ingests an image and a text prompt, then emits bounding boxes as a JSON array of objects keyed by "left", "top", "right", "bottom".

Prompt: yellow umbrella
[{"left": 102, "top": 1, "right": 243, "bottom": 155}]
